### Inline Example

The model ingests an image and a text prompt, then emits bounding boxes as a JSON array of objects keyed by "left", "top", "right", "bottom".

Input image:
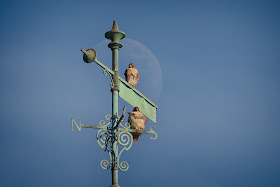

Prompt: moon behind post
[{"left": 93, "top": 38, "right": 163, "bottom": 103}]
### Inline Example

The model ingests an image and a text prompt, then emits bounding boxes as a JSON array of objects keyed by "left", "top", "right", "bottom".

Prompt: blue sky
[{"left": 1, "top": 0, "right": 280, "bottom": 186}]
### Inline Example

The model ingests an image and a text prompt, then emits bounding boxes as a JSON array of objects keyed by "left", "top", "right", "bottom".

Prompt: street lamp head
[{"left": 81, "top": 48, "right": 97, "bottom": 63}]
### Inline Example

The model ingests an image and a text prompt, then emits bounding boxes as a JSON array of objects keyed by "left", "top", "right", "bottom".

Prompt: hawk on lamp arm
[
  {"left": 128, "top": 107, "right": 147, "bottom": 142},
  {"left": 124, "top": 63, "right": 139, "bottom": 87}
]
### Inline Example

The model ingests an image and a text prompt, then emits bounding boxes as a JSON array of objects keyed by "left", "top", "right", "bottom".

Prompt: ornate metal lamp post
[{"left": 72, "top": 21, "right": 158, "bottom": 187}]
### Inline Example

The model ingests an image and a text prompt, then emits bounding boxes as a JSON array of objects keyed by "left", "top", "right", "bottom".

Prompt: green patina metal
[
  {"left": 71, "top": 114, "right": 157, "bottom": 170},
  {"left": 79, "top": 55, "right": 158, "bottom": 123},
  {"left": 119, "top": 82, "right": 156, "bottom": 123},
  {"left": 107, "top": 21, "right": 122, "bottom": 187},
  {"left": 81, "top": 48, "right": 158, "bottom": 122},
  {"left": 119, "top": 76, "right": 158, "bottom": 109},
  {"left": 72, "top": 117, "right": 157, "bottom": 139},
  {"left": 73, "top": 21, "right": 158, "bottom": 187}
]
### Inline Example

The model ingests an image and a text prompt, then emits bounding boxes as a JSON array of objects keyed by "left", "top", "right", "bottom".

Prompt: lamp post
[{"left": 72, "top": 21, "right": 158, "bottom": 187}]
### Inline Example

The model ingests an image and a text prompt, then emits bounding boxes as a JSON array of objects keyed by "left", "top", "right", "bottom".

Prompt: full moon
[{"left": 93, "top": 38, "right": 163, "bottom": 103}]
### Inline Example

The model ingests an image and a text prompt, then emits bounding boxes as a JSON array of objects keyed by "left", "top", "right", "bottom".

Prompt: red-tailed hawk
[
  {"left": 124, "top": 63, "right": 139, "bottom": 87},
  {"left": 128, "top": 107, "right": 147, "bottom": 142}
]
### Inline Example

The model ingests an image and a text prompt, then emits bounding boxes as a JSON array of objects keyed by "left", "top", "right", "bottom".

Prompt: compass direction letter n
[{"left": 72, "top": 118, "right": 82, "bottom": 132}]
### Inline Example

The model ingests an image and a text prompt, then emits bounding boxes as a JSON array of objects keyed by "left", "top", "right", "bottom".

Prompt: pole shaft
[
  {"left": 112, "top": 48, "right": 118, "bottom": 71},
  {"left": 111, "top": 48, "right": 119, "bottom": 186},
  {"left": 106, "top": 20, "right": 125, "bottom": 187}
]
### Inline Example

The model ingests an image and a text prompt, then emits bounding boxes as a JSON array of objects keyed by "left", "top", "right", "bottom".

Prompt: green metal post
[
  {"left": 105, "top": 20, "right": 125, "bottom": 187},
  {"left": 112, "top": 48, "right": 119, "bottom": 186},
  {"left": 78, "top": 20, "right": 158, "bottom": 187}
]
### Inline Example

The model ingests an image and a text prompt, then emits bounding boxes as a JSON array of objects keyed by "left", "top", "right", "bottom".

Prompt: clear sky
[{"left": 1, "top": 0, "right": 280, "bottom": 186}]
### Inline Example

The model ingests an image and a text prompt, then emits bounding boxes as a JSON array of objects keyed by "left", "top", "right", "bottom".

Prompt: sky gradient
[{"left": 0, "top": 1, "right": 280, "bottom": 186}]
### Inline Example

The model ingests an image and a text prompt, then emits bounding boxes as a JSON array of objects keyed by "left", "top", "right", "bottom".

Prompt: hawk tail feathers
[{"left": 131, "top": 132, "right": 141, "bottom": 143}]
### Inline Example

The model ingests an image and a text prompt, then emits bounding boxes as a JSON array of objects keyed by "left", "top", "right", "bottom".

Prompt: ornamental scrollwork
[
  {"left": 99, "top": 114, "right": 112, "bottom": 127},
  {"left": 96, "top": 115, "right": 112, "bottom": 170},
  {"left": 119, "top": 122, "right": 130, "bottom": 129},
  {"left": 96, "top": 130, "right": 110, "bottom": 151},
  {"left": 117, "top": 125, "right": 133, "bottom": 172},
  {"left": 95, "top": 113, "right": 157, "bottom": 172},
  {"left": 103, "top": 69, "right": 114, "bottom": 88},
  {"left": 100, "top": 159, "right": 111, "bottom": 170},
  {"left": 118, "top": 161, "right": 129, "bottom": 171}
]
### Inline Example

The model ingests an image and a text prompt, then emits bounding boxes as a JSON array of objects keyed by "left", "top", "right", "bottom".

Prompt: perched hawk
[
  {"left": 128, "top": 107, "right": 147, "bottom": 142},
  {"left": 124, "top": 63, "right": 139, "bottom": 87}
]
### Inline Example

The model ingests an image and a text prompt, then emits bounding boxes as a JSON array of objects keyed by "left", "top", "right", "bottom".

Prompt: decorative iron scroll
[
  {"left": 103, "top": 69, "right": 114, "bottom": 88},
  {"left": 117, "top": 122, "right": 133, "bottom": 171},
  {"left": 96, "top": 115, "right": 134, "bottom": 171},
  {"left": 96, "top": 115, "right": 112, "bottom": 170},
  {"left": 100, "top": 159, "right": 111, "bottom": 170},
  {"left": 73, "top": 113, "right": 157, "bottom": 171}
]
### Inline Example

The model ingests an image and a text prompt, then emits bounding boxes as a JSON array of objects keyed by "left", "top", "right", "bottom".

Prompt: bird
[
  {"left": 128, "top": 107, "right": 147, "bottom": 142},
  {"left": 124, "top": 63, "right": 139, "bottom": 87}
]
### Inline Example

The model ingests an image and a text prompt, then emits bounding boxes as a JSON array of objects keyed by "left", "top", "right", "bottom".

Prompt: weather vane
[{"left": 72, "top": 20, "right": 158, "bottom": 187}]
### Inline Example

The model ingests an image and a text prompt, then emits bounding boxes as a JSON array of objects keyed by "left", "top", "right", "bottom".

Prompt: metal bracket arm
[
  {"left": 95, "top": 59, "right": 114, "bottom": 75},
  {"left": 72, "top": 118, "right": 108, "bottom": 132},
  {"left": 92, "top": 58, "right": 158, "bottom": 109},
  {"left": 119, "top": 77, "right": 158, "bottom": 109},
  {"left": 72, "top": 117, "right": 157, "bottom": 140},
  {"left": 120, "top": 126, "right": 158, "bottom": 140}
]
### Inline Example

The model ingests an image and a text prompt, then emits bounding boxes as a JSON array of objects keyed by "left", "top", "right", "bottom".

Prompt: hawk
[
  {"left": 128, "top": 107, "right": 147, "bottom": 142},
  {"left": 124, "top": 63, "right": 139, "bottom": 87}
]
